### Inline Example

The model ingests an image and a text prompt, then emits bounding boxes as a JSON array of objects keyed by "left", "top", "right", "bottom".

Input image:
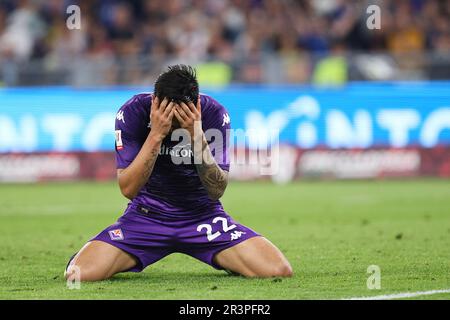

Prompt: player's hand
[
  {"left": 173, "top": 97, "right": 202, "bottom": 141},
  {"left": 149, "top": 96, "right": 174, "bottom": 141}
]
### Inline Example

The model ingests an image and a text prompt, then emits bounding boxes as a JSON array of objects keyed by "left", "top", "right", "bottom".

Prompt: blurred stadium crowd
[{"left": 0, "top": 0, "right": 449, "bottom": 86}]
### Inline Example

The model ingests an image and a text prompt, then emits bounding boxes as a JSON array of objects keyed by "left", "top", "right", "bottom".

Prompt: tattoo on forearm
[
  {"left": 142, "top": 148, "right": 159, "bottom": 181},
  {"left": 195, "top": 136, "right": 228, "bottom": 200}
]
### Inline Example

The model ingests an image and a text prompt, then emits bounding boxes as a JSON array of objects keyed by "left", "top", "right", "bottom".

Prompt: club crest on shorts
[{"left": 109, "top": 228, "right": 124, "bottom": 241}]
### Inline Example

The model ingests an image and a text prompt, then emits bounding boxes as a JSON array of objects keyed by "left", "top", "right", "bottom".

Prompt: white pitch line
[{"left": 345, "top": 289, "right": 450, "bottom": 300}]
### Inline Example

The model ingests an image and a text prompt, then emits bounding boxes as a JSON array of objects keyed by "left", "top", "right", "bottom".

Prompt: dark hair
[{"left": 154, "top": 64, "right": 199, "bottom": 104}]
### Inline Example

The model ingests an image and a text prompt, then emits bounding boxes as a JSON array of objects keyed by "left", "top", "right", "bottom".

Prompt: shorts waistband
[
  {"left": 127, "top": 203, "right": 158, "bottom": 216},
  {"left": 125, "top": 203, "right": 225, "bottom": 221}
]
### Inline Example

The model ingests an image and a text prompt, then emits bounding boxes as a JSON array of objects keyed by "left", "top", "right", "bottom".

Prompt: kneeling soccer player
[{"left": 65, "top": 65, "right": 292, "bottom": 281}]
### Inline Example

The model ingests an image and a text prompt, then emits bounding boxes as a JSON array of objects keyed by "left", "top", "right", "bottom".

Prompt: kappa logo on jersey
[
  {"left": 222, "top": 113, "right": 230, "bottom": 126},
  {"left": 109, "top": 229, "right": 124, "bottom": 241},
  {"left": 116, "top": 110, "right": 125, "bottom": 123},
  {"left": 115, "top": 130, "right": 123, "bottom": 150},
  {"left": 230, "top": 230, "right": 246, "bottom": 241}
]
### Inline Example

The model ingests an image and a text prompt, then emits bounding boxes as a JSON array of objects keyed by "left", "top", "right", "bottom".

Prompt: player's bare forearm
[
  {"left": 117, "top": 133, "right": 162, "bottom": 200},
  {"left": 117, "top": 97, "right": 174, "bottom": 200},
  {"left": 173, "top": 99, "right": 228, "bottom": 200},
  {"left": 194, "top": 133, "right": 228, "bottom": 201}
]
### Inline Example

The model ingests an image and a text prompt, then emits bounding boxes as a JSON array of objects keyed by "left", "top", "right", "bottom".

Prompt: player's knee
[
  {"left": 272, "top": 261, "right": 293, "bottom": 278},
  {"left": 64, "top": 253, "right": 78, "bottom": 281},
  {"left": 279, "top": 262, "right": 294, "bottom": 277},
  {"left": 65, "top": 263, "right": 110, "bottom": 282},
  {"left": 64, "top": 253, "right": 110, "bottom": 282},
  {"left": 245, "top": 260, "right": 293, "bottom": 278}
]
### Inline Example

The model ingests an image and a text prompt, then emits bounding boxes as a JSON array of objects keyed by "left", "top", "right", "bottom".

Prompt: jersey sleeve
[
  {"left": 202, "top": 96, "right": 231, "bottom": 172},
  {"left": 114, "top": 95, "right": 146, "bottom": 169}
]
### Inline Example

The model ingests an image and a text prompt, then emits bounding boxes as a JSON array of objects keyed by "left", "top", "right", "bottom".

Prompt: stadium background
[
  {"left": 0, "top": 0, "right": 450, "bottom": 300},
  {"left": 1, "top": 0, "right": 450, "bottom": 182}
]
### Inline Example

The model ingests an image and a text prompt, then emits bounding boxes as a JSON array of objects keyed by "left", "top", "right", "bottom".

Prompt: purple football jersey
[{"left": 114, "top": 93, "right": 231, "bottom": 218}]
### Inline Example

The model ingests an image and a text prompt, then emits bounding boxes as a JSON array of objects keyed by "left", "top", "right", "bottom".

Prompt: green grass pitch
[{"left": 0, "top": 179, "right": 449, "bottom": 300}]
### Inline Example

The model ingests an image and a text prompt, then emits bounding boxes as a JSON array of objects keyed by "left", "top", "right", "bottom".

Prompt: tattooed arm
[
  {"left": 193, "top": 133, "right": 229, "bottom": 201},
  {"left": 118, "top": 97, "right": 174, "bottom": 200},
  {"left": 117, "top": 135, "right": 162, "bottom": 200},
  {"left": 173, "top": 99, "right": 229, "bottom": 201}
]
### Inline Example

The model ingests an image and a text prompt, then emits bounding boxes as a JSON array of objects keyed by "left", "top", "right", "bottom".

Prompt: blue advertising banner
[{"left": 1, "top": 82, "right": 450, "bottom": 152}]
